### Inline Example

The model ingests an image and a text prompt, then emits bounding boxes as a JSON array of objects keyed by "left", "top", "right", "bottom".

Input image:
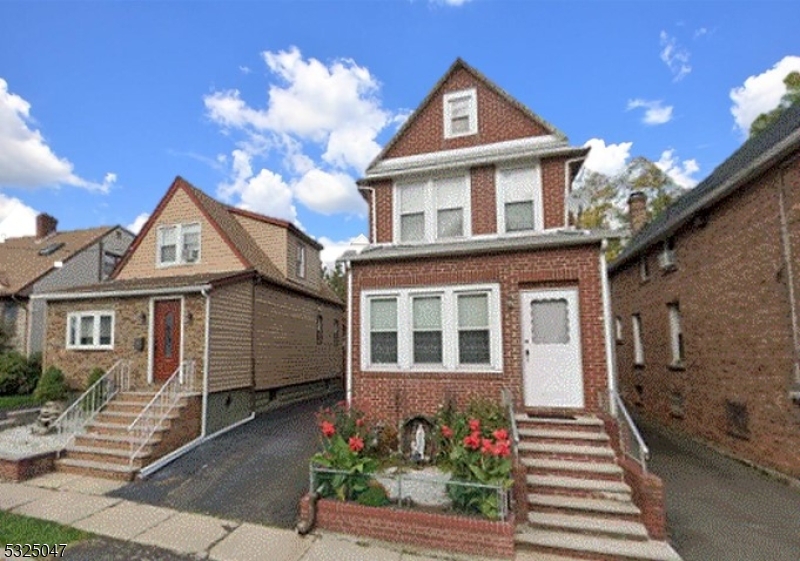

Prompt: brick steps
[
  {"left": 516, "top": 413, "right": 681, "bottom": 560},
  {"left": 63, "top": 445, "right": 150, "bottom": 467},
  {"left": 73, "top": 432, "right": 161, "bottom": 452},
  {"left": 515, "top": 528, "right": 681, "bottom": 561},
  {"left": 57, "top": 458, "right": 136, "bottom": 481}
]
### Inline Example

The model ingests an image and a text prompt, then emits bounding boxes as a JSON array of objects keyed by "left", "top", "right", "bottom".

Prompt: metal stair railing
[
  {"left": 53, "top": 359, "right": 131, "bottom": 443},
  {"left": 127, "top": 360, "right": 195, "bottom": 468},
  {"left": 607, "top": 389, "right": 650, "bottom": 473},
  {"left": 500, "top": 387, "right": 520, "bottom": 460}
]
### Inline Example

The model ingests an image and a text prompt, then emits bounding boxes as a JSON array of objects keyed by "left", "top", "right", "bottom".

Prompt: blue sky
[{"left": 0, "top": 0, "right": 798, "bottom": 266}]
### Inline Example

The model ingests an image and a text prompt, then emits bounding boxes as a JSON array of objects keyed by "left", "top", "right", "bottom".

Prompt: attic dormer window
[
  {"left": 443, "top": 89, "right": 477, "bottom": 138},
  {"left": 157, "top": 223, "right": 201, "bottom": 266},
  {"left": 38, "top": 242, "right": 65, "bottom": 256}
]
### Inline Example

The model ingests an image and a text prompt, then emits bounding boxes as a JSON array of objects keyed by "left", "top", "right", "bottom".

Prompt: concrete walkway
[{"left": 1, "top": 473, "right": 521, "bottom": 561}]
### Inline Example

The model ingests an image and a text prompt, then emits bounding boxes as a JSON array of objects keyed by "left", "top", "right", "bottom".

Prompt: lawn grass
[
  {"left": 0, "top": 511, "right": 91, "bottom": 547},
  {"left": 0, "top": 394, "right": 40, "bottom": 412}
]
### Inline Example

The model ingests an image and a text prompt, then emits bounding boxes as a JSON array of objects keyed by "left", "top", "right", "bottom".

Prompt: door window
[{"left": 531, "top": 299, "right": 569, "bottom": 344}]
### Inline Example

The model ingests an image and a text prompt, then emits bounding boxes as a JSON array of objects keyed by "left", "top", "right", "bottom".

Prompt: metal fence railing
[
  {"left": 309, "top": 464, "right": 511, "bottom": 521},
  {"left": 500, "top": 387, "right": 520, "bottom": 460},
  {"left": 600, "top": 389, "right": 650, "bottom": 473}
]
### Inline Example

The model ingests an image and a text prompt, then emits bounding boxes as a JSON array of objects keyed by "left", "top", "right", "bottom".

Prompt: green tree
[
  {"left": 749, "top": 71, "right": 800, "bottom": 137},
  {"left": 322, "top": 262, "right": 347, "bottom": 303}
]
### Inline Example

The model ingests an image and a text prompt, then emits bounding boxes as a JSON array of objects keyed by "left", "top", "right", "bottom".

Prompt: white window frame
[
  {"left": 615, "top": 316, "right": 623, "bottom": 343},
  {"left": 66, "top": 311, "right": 115, "bottom": 350},
  {"left": 393, "top": 174, "right": 472, "bottom": 244},
  {"left": 156, "top": 222, "right": 201, "bottom": 267},
  {"left": 639, "top": 256, "right": 650, "bottom": 281},
  {"left": 632, "top": 313, "right": 644, "bottom": 366},
  {"left": 296, "top": 245, "right": 306, "bottom": 279},
  {"left": 668, "top": 302, "right": 684, "bottom": 366},
  {"left": 361, "top": 284, "right": 502, "bottom": 372},
  {"left": 495, "top": 164, "right": 544, "bottom": 235},
  {"left": 443, "top": 88, "right": 478, "bottom": 139}
]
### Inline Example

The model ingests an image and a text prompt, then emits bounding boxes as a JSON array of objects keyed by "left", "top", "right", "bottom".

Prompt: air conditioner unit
[{"left": 658, "top": 249, "right": 676, "bottom": 270}]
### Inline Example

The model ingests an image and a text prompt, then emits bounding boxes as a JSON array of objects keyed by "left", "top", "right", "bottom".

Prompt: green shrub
[
  {"left": 17, "top": 353, "right": 42, "bottom": 395},
  {"left": 33, "top": 366, "right": 68, "bottom": 402},
  {"left": 86, "top": 367, "right": 106, "bottom": 389},
  {"left": 0, "top": 351, "right": 30, "bottom": 396}
]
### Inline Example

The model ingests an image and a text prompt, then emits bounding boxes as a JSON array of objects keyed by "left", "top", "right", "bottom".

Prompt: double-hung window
[
  {"left": 668, "top": 303, "right": 684, "bottom": 366},
  {"left": 443, "top": 89, "right": 477, "bottom": 138},
  {"left": 67, "top": 311, "right": 114, "bottom": 350},
  {"left": 296, "top": 245, "right": 307, "bottom": 279},
  {"left": 395, "top": 176, "right": 470, "bottom": 243},
  {"left": 157, "top": 223, "right": 201, "bottom": 266},
  {"left": 363, "top": 285, "right": 501, "bottom": 371},
  {"left": 632, "top": 313, "right": 644, "bottom": 366},
  {"left": 496, "top": 166, "right": 542, "bottom": 234}
]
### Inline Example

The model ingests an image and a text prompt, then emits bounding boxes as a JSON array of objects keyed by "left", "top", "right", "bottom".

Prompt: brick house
[
  {"left": 609, "top": 103, "right": 800, "bottom": 480},
  {"left": 0, "top": 214, "right": 133, "bottom": 357},
  {"left": 37, "top": 176, "right": 343, "bottom": 479},
  {"left": 340, "top": 59, "right": 679, "bottom": 559}
]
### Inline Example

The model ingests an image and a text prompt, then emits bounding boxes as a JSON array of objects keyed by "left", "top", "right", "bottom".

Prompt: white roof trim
[
  {"left": 365, "top": 135, "right": 583, "bottom": 180},
  {"left": 32, "top": 284, "right": 213, "bottom": 301}
]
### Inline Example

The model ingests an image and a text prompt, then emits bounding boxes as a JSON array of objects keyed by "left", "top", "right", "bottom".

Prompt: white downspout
[
  {"left": 599, "top": 240, "right": 618, "bottom": 416},
  {"left": 346, "top": 262, "right": 353, "bottom": 406},
  {"left": 777, "top": 166, "right": 800, "bottom": 398},
  {"left": 201, "top": 288, "right": 210, "bottom": 437}
]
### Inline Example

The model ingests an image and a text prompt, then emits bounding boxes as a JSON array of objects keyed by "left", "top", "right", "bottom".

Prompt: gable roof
[
  {"left": 610, "top": 103, "right": 800, "bottom": 274},
  {"left": 227, "top": 206, "right": 323, "bottom": 250},
  {"left": 113, "top": 176, "right": 342, "bottom": 305},
  {"left": 0, "top": 226, "right": 120, "bottom": 296},
  {"left": 366, "top": 58, "right": 568, "bottom": 172}
]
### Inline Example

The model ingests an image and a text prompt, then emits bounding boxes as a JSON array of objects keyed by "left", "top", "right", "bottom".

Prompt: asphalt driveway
[
  {"left": 638, "top": 417, "right": 800, "bottom": 561},
  {"left": 108, "top": 393, "right": 341, "bottom": 529}
]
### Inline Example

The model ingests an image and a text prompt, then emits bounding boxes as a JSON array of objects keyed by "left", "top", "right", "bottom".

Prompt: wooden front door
[{"left": 153, "top": 299, "right": 181, "bottom": 382}]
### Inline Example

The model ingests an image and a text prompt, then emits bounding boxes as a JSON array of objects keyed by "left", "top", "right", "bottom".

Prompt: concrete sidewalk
[{"left": 1, "top": 473, "right": 526, "bottom": 561}]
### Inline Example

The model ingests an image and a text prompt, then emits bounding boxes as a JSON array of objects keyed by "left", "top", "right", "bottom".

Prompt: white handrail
[
  {"left": 53, "top": 359, "right": 131, "bottom": 440},
  {"left": 500, "top": 387, "right": 520, "bottom": 459},
  {"left": 127, "top": 361, "right": 195, "bottom": 467},
  {"left": 610, "top": 390, "right": 650, "bottom": 473}
]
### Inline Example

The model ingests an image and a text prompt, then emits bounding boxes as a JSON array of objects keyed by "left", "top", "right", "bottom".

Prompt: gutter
[
  {"left": 32, "top": 284, "right": 214, "bottom": 301},
  {"left": 599, "top": 240, "right": 618, "bottom": 416},
  {"left": 777, "top": 160, "right": 800, "bottom": 399},
  {"left": 346, "top": 261, "right": 353, "bottom": 406},
  {"left": 201, "top": 288, "right": 210, "bottom": 437}
]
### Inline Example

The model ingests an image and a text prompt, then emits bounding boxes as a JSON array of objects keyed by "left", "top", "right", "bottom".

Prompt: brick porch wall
[{"left": 351, "top": 244, "right": 608, "bottom": 426}]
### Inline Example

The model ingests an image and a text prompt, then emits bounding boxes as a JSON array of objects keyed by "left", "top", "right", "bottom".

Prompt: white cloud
[
  {"left": 656, "top": 149, "right": 700, "bottom": 189},
  {"left": 239, "top": 65, "right": 251, "bottom": 75},
  {"left": 318, "top": 235, "right": 368, "bottom": 271},
  {"left": 0, "top": 192, "right": 37, "bottom": 238},
  {"left": 293, "top": 168, "right": 367, "bottom": 216},
  {"left": 219, "top": 149, "right": 298, "bottom": 222},
  {"left": 432, "top": 0, "right": 473, "bottom": 5},
  {"left": 583, "top": 138, "right": 633, "bottom": 176},
  {"left": 205, "top": 47, "right": 397, "bottom": 219},
  {"left": 127, "top": 212, "right": 149, "bottom": 234},
  {"left": 0, "top": 78, "right": 115, "bottom": 192},
  {"left": 729, "top": 56, "right": 800, "bottom": 136},
  {"left": 694, "top": 27, "right": 708, "bottom": 39},
  {"left": 659, "top": 31, "right": 691, "bottom": 81},
  {"left": 626, "top": 99, "right": 673, "bottom": 125}
]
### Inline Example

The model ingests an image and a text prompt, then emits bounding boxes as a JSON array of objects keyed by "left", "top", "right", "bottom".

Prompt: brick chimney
[
  {"left": 36, "top": 213, "right": 58, "bottom": 239},
  {"left": 628, "top": 192, "right": 648, "bottom": 235}
]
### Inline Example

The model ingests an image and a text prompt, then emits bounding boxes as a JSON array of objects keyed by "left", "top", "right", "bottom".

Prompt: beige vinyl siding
[
  {"left": 287, "top": 232, "right": 322, "bottom": 290},
  {"left": 208, "top": 281, "right": 254, "bottom": 392},
  {"left": 117, "top": 187, "right": 246, "bottom": 280},
  {"left": 232, "top": 214, "right": 288, "bottom": 276},
  {"left": 253, "top": 283, "right": 343, "bottom": 390}
]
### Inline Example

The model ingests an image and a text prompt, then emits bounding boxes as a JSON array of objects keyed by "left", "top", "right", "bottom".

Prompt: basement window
[{"left": 725, "top": 400, "right": 750, "bottom": 440}]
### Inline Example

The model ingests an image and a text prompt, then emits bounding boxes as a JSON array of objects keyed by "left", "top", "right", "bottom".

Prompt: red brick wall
[
  {"left": 0, "top": 452, "right": 56, "bottom": 482},
  {"left": 619, "top": 457, "right": 666, "bottom": 540},
  {"left": 384, "top": 67, "right": 550, "bottom": 159},
  {"left": 470, "top": 165, "right": 497, "bottom": 235},
  {"left": 542, "top": 157, "right": 569, "bottom": 229},
  {"left": 352, "top": 245, "right": 608, "bottom": 425},
  {"left": 299, "top": 495, "right": 515, "bottom": 558},
  {"left": 610, "top": 153, "right": 800, "bottom": 478},
  {"left": 369, "top": 180, "right": 393, "bottom": 244}
]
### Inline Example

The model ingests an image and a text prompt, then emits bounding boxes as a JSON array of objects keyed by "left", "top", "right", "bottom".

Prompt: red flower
[
  {"left": 463, "top": 431, "right": 481, "bottom": 450},
  {"left": 348, "top": 435, "right": 365, "bottom": 453},
  {"left": 320, "top": 421, "right": 335, "bottom": 438},
  {"left": 493, "top": 428, "right": 509, "bottom": 441},
  {"left": 492, "top": 439, "right": 511, "bottom": 457},
  {"left": 355, "top": 417, "right": 364, "bottom": 427},
  {"left": 468, "top": 418, "right": 481, "bottom": 432},
  {"left": 481, "top": 438, "right": 494, "bottom": 454},
  {"left": 440, "top": 425, "right": 454, "bottom": 439}
]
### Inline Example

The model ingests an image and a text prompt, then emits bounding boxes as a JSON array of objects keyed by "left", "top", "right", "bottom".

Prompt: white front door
[{"left": 521, "top": 288, "right": 584, "bottom": 408}]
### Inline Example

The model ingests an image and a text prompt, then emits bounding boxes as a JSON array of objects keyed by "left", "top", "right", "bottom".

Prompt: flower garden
[{"left": 308, "top": 398, "right": 515, "bottom": 520}]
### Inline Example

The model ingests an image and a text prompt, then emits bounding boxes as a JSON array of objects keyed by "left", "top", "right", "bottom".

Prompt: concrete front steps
[
  {"left": 514, "top": 413, "right": 681, "bottom": 561},
  {"left": 56, "top": 391, "right": 184, "bottom": 481}
]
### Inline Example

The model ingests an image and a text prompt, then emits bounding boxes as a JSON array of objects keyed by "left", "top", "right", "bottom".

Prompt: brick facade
[
  {"left": 352, "top": 244, "right": 608, "bottom": 425},
  {"left": 611, "top": 152, "right": 800, "bottom": 479}
]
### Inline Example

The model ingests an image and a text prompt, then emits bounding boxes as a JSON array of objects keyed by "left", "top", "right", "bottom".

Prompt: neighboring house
[
  {"left": 0, "top": 213, "right": 133, "bottom": 356},
  {"left": 37, "top": 176, "right": 344, "bottom": 479},
  {"left": 609, "top": 103, "right": 800, "bottom": 479},
  {"left": 341, "top": 60, "right": 680, "bottom": 559}
]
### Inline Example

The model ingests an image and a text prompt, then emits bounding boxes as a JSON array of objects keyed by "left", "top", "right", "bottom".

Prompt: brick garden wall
[
  {"left": 352, "top": 244, "right": 608, "bottom": 426},
  {"left": 0, "top": 452, "right": 56, "bottom": 482},
  {"left": 610, "top": 152, "right": 800, "bottom": 479},
  {"left": 299, "top": 494, "right": 515, "bottom": 558}
]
